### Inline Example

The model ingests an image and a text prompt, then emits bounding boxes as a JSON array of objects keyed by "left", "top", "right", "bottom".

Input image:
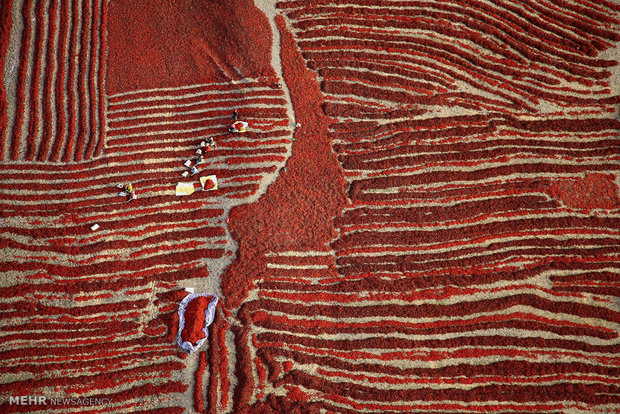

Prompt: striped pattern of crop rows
[
  {"left": 0, "top": 79, "right": 291, "bottom": 412},
  {"left": 1, "top": 0, "right": 107, "bottom": 162},
  {"left": 235, "top": 0, "right": 620, "bottom": 412}
]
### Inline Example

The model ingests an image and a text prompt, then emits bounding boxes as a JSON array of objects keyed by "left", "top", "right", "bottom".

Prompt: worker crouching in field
[
  {"left": 119, "top": 183, "right": 137, "bottom": 202},
  {"left": 229, "top": 120, "right": 248, "bottom": 133}
]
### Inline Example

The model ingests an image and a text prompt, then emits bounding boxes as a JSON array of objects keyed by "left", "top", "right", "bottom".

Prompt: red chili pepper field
[{"left": 1, "top": 0, "right": 620, "bottom": 413}]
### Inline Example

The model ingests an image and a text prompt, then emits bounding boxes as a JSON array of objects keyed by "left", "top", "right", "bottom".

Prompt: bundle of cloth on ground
[{"left": 176, "top": 292, "right": 219, "bottom": 353}]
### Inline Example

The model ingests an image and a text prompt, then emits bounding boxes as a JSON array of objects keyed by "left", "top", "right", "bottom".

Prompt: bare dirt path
[{"left": 178, "top": 2, "right": 299, "bottom": 412}]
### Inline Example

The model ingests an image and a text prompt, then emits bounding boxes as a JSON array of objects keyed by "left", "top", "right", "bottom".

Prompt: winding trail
[{"left": 0, "top": 0, "right": 619, "bottom": 413}]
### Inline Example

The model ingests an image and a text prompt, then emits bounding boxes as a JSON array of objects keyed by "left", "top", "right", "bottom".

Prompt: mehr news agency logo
[{"left": 9, "top": 395, "right": 112, "bottom": 406}]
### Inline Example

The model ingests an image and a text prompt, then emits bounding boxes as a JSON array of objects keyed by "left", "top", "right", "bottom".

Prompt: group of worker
[
  {"left": 189, "top": 136, "right": 215, "bottom": 176},
  {"left": 119, "top": 183, "right": 137, "bottom": 203},
  {"left": 119, "top": 111, "right": 248, "bottom": 203}
]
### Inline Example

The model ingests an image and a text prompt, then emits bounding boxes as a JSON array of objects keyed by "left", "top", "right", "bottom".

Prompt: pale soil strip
[
  {"left": 17, "top": 223, "right": 225, "bottom": 247},
  {"left": 338, "top": 196, "right": 566, "bottom": 213},
  {"left": 75, "top": 20, "right": 300, "bottom": 414},
  {"left": 78, "top": 0, "right": 94, "bottom": 160},
  {"left": 0, "top": 137, "right": 284, "bottom": 163},
  {"left": 554, "top": 0, "right": 620, "bottom": 27},
  {"left": 351, "top": 156, "right": 619, "bottom": 177},
  {"left": 108, "top": 85, "right": 278, "bottom": 106},
  {"left": 298, "top": 35, "right": 606, "bottom": 100},
  {"left": 1, "top": 209, "right": 211, "bottom": 231},
  {"left": 293, "top": 383, "right": 619, "bottom": 413},
  {"left": 266, "top": 250, "right": 333, "bottom": 257},
  {"left": 330, "top": 119, "right": 618, "bottom": 148},
  {"left": 335, "top": 224, "right": 620, "bottom": 239},
  {"left": 347, "top": 161, "right": 620, "bottom": 185},
  {"left": 95, "top": 0, "right": 107, "bottom": 159},
  {"left": 198, "top": 1, "right": 300, "bottom": 410},
  {"left": 295, "top": 13, "right": 613, "bottom": 72},
  {"left": 266, "top": 341, "right": 620, "bottom": 366},
  {"left": 106, "top": 113, "right": 283, "bottom": 132},
  {"left": 337, "top": 216, "right": 620, "bottom": 231},
  {"left": 324, "top": 93, "right": 400, "bottom": 111},
  {"left": 1, "top": 346, "right": 176, "bottom": 366},
  {"left": 261, "top": 280, "right": 615, "bottom": 307},
  {"left": 286, "top": 363, "right": 620, "bottom": 384},
  {"left": 306, "top": 60, "right": 455, "bottom": 89},
  {"left": 300, "top": 34, "right": 607, "bottom": 102},
  {"left": 0, "top": 375, "right": 184, "bottom": 403},
  {"left": 0, "top": 376, "right": 180, "bottom": 405},
  {"left": 267, "top": 244, "right": 619, "bottom": 267},
  {"left": 310, "top": 64, "right": 521, "bottom": 114},
  {"left": 5, "top": 217, "right": 225, "bottom": 248},
  {"left": 266, "top": 264, "right": 330, "bottom": 269},
  {"left": 345, "top": 159, "right": 620, "bottom": 180},
  {"left": 106, "top": 129, "right": 290, "bottom": 147},
  {"left": 107, "top": 78, "right": 264, "bottom": 99},
  {"left": 107, "top": 102, "right": 285, "bottom": 124},
  {"left": 254, "top": 3, "right": 616, "bottom": 410},
  {"left": 333, "top": 237, "right": 620, "bottom": 258},
  {"left": 0, "top": 182, "right": 248, "bottom": 202},
  {"left": 107, "top": 98, "right": 287, "bottom": 117},
  {"left": 337, "top": 129, "right": 620, "bottom": 150},
  {"left": 17, "top": 261, "right": 203, "bottom": 283},
  {"left": 334, "top": 248, "right": 619, "bottom": 271},
  {"left": 288, "top": 0, "right": 620, "bottom": 30},
  {"left": 5, "top": 241, "right": 225, "bottom": 262},
  {"left": 85, "top": 143, "right": 286, "bottom": 157},
  {"left": 109, "top": 142, "right": 287, "bottom": 156},
  {"left": 253, "top": 323, "right": 618, "bottom": 346},
  {"left": 0, "top": 315, "right": 171, "bottom": 340},
  {"left": 352, "top": 144, "right": 620, "bottom": 160},
  {"left": 0, "top": 260, "right": 202, "bottom": 291},
  {"left": 108, "top": 102, "right": 285, "bottom": 123},
  {"left": 30, "top": 215, "right": 225, "bottom": 238},
  {"left": 352, "top": 145, "right": 620, "bottom": 164},
  {"left": 255, "top": 287, "right": 620, "bottom": 320},
  {"left": 0, "top": 309, "right": 151, "bottom": 330},
  {"left": 67, "top": 0, "right": 83, "bottom": 161},
  {"left": 255, "top": 301, "right": 620, "bottom": 328},
  {"left": 312, "top": 65, "right": 611, "bottom": 119},
  {"left": 258, "top": 341, "right": 620, "bottom": 375},
  {"left": 0, "top": 329, "right": 149, "bottom": 347},
  {"left": 1, "top": 368, "right": 183, "bottom": 396},
  {"left": 289, "top": 0, "right": 620, "bottom": 54},
  {"left": 335, "top": 256, "right": 619, "bottom": 276},
  {"left": 14, "top": 0, "right": 36, "bottom": 158},
  {"left": 6, "top": 243, "right": 218, "bottom": 268},
  {"left": 31, "top": 0, "right": 51, "bottom": 159},
  {"left": 53, "top": 0, "right": 73, "bottom": 161},
  {"left": 319, "top": 74, "right": 457, "bottom": 103},
  {"left": 323, "top": 401, "right": 608, "bottom": 413},
  {"left": 88, "top": 0, "right": 103, "bottom": 159},
  {"left": 43, "top": 0, "right": 61, "bottom": 161},
  {"left": 290, "top": 362, "right": 619, "bottom": 389},
  {"left": 2, "top": 0, "right": 24, "bottom": 154}
]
